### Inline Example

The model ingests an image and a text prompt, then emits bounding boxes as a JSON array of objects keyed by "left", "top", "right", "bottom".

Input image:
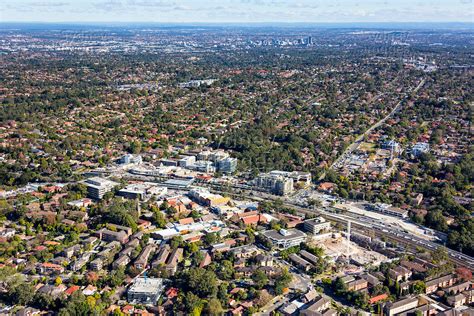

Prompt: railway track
[
  {"left": 119, "top": 172, "right": 474, "bottom": 269},
  {"left": 211, "top": 186, "right": 474, "bottom": 269}
]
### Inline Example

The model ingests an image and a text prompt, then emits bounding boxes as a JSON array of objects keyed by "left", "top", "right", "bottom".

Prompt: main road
[{"left": 330, "top": 78, "right": 426, "bottom": 170}]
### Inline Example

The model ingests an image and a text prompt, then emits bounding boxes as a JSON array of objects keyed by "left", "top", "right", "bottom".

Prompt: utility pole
[{"left": 347, "top": 220, "right": 351, "bottom": 257}]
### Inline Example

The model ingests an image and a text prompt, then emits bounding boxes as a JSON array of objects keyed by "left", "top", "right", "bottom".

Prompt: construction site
[{"left": 309, "top": 230, "right": 388, "bottom": 268}]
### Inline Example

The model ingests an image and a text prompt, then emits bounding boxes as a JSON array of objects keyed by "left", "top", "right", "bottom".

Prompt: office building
[
  {"left": 262, "top": 229, "right": 307, "bottom": 249},
  {"left": 119, "top": 154, "right": 142, "bottom": 165},
  {"left": 217, "top": 157, "right": 237, "bottom": 173},
  {"left": 84, "top": 177, "right": 118, "bottom": 200},
  {"left": 190, "top": 160, "right": 215, "bottom": 173},
  {"left": 268, "top": 170, "right": 311, "bottom": 186},
  {"left": 254, "top": 170, "right": 311, "bottom": 195},
  {"left": 178, "top": 155, "right": 196, "bottom": 168},
  {"left": 117, "top": 183, "right": 149, "bottom": 200},
  {"left": 304, "top": 217, "right": 331, "bottom": 235}
]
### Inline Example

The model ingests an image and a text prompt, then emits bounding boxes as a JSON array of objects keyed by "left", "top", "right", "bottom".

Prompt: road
[
  {"left": 287, "top": 203, "right": 474, "bottom": 270},
  {"left": 97, "top": 163, "right": 474, "bottom": 269},
  {"left": 330, "top": 78, "right": 426, "bottom": 170},
  {"left": 257, "top": 295, "right": 289, "bottom": 315},
  {"left": 204, "top": 184, "right": 474, "bottom": 270},
  {"left": 116, "top": 168, "right": 474, "bottom": 269}
]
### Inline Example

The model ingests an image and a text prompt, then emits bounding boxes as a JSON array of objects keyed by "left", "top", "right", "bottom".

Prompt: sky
[{"left": 1, "top": 0, "right": 473, "bottom": 23}]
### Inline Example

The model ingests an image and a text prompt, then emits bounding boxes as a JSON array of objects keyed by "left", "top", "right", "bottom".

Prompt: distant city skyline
[{"left": 2, "top": 0, "right": 473, "bottom": 23}]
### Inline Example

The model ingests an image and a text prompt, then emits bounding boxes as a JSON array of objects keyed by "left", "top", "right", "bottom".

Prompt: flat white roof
[{"left": 129, "top": 277, "right": 163, "bottom": 293}]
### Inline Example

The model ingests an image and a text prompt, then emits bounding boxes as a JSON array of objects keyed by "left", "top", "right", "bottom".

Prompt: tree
[
  {"left": 59, "top": 292, "right": 94, "bottom": 315},
  {"left": 109, "top": 266, "right": 126, "bottom": 287},
  {"left": 394, "top": 281, "right": 401, "bottom": 297},
  {"left": 55, "top": 276, "right": 62, "bottom": 286},
  {"left": 425, "top": 209, "right": 448, "bottom": 232},
  {"left": 411, "top": 280, "right": 426, "bottom": 294},
  {"left": 252, "top": 270, "right": 269, "bottom": 290},
  {"left": 186, "top": 242, "right": 200, "bottom": 255},
  {"left": 107, "top": 199, "right": 138, "bottom": 232},
  {"left": 112, "top": 308, "right": 125, "bottom": 316},
  {"left": 86, "top": 271, "right": 99, "bottom": 285},
  {"left": 152, "top": 208, "right": 167, "bottom": 228},
  {"left": 184, "top": 268, "right": 218, "bottom": 298},
  {"left": 33, "top": 292, "right": 56, "bottom": 310},
  {"left": 170, "top": 236, "right": 184, "bottom": 249},
  {"left": 204, "top": 298, "right": 224, "bottom": 315},
  {"left": 352, "top": 291, "right": 369, "bottom": 310},
  {"left": 456, "top": 267, "right": 472, "bottom": 281},
  {"left": 10, "top": 282, "right": 35, "bottom": 305},
  {"left": 204, "top": 233, "right": 218, "bottom": 246},
  {"left": 217, "top": 282, "right": 229, "bottom": 305},
  {"left": 184, "top": 292, "right": 203, "bottom": 315},
  {"left": 217, "top": 260, "right": 235, "bottom": 280},
  {"left": 307, "top": 198, "right": 322, "bottom": 208},
  {"left": 333, "top": 277, "right": 347, "bottom": 296},
  {"left": 129, "top": 141, "right": 142, "bottom": 154},
  {"left": 431, "top": 246, "right": 449, "bottom": 263},
  {"left": 339, "top": 188, "right": 349, "bottom": 199},
  {"left": 275, "top": 268, "right": 292, "bottom": 295}
]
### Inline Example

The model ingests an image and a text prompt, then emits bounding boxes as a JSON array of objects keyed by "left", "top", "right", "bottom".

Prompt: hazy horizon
[
  {"left": 1, "top": 22, "right": 473, "bottom": 31},
  {"left": 2, "top": 0, "right": 473, "bottom": 24}
]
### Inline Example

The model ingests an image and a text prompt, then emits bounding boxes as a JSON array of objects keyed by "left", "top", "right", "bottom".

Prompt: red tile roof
[
  {"left": 65, "top": 285, "right": 80, "bottom": 296},
  {"left": 369, "top": 293, "right": 388, "bottom": 304},
  {"left": 166, "top": 287, "right": 178, "bottom": 298},
  {"left": 237, "top": 211, "right": 258, "bottom": 218},
  {"left": 241, "top": 214, "right": 260, "bottom": 225},
  {"left": 179, "top": 217, "right": 194, "bottom": 225}
]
